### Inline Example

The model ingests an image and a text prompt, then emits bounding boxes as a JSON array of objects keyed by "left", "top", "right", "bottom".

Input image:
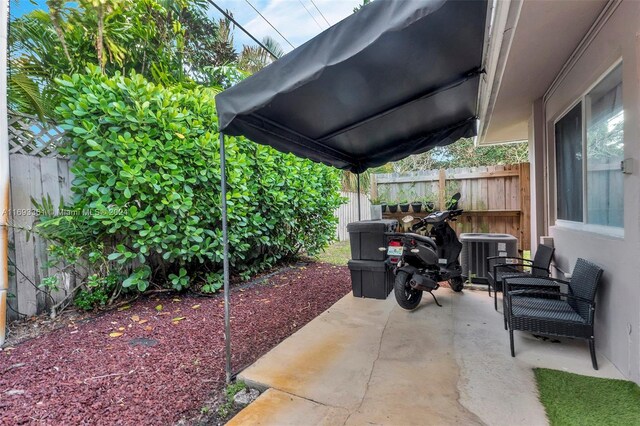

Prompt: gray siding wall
[{"left": 542, "top": 1, "right": 640, "bottom": 383}]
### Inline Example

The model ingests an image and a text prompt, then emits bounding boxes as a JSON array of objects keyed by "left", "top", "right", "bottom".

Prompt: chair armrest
[{"left": 486, "top": 256, "right": 531, "bottom": 263}]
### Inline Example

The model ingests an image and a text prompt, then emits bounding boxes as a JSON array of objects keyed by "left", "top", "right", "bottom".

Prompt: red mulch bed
[{"left": 0, "top": 262, "right": 351, "bottom": 425}]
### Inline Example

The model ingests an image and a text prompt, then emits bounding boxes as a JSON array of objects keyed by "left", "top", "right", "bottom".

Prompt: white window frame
[{"left": 551, "top": 59, "right": 624, "bottom": 239}]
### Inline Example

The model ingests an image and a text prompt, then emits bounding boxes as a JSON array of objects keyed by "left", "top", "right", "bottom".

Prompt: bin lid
[
  {"left": 347, "top": 220, "right": 398, "bottom": 233},
  {"left": 348, "top": 260, "right": 388, "bottom": 271},
  {"left": 459, "top": 233, "right": 518, "bottom": 242}
]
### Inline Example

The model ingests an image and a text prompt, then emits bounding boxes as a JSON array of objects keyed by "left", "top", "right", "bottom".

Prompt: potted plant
[
  {"left": 410, "top": 191, "right": 422, "bottom": 213},
  {"left": 424, "top": 200, "right": 436, "bottom": 212},
  {"left": 396, "top": 189, "right": 409, "bottom": 212},
  {"left": 377, "top": 189, "right": 389, "bottom": 213},
  {"left": 369, "top": 197, "right": 383, "bottom": 220},
  {"left": 387, "top": 201, "right": 399, "bottom": 213},
  {"left": 399, "top": 198, "right": 410, "bottom": 212},
  {"left": 423, "top": 190, "right": 436, "bottom": 212}
]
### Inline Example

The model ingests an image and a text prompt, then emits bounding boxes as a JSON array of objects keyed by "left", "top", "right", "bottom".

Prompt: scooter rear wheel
[
  {"left": 394, "top": 271, "right": 422, "bottom": 310},
  {"left": 449, "top": 276, "right": 464, "bottom": 292}
]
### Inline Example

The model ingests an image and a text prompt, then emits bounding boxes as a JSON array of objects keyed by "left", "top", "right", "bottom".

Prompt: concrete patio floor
[{"left": 228, "top": 289, "right": 624, "bottom": 425}]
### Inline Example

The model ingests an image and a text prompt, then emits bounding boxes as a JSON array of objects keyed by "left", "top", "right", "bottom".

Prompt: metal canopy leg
[
  {"left": 219, "top": 132, "right": 232, "bottom": 384},
  {"left": 357, "top": 173, "right": 361, "bottom": 221}
]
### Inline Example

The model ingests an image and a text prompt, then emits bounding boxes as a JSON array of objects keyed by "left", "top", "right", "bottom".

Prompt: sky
[
  {"left": 10, "top": 0, "right": 363, "bottom": 54},
  {"left": 214, "top": 0, "right": 362, "bottom": 52}
]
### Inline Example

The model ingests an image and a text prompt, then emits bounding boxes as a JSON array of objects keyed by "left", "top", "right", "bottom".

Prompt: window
[
  {"left": 586, "top": 64, "right": 624, "bottom": 227},
  {"left": 554, "top": 63, "right": 624, "bottom": 229},
  {"left": 555, "top": 103, "right": 583, "bottom": 222}
]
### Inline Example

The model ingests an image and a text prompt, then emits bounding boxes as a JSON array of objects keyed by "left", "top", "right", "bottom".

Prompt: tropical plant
[
  {"left": 353, "top": 0, "right": 372, "bottom": 13},
  {"left": 341, "top": 163, "right": 393, "bottom": 193},
  {"left": 392, "top": 138, "right": 529, "bottom": 172},
  {"left": 7, "top": 0, "right": 236, "bottom": 116},
  {"left": 237, "top": 36, "right": 285, "bottom": 74},
  {"left": 8, "top": 9, "right": 67, "bottom": 116}
]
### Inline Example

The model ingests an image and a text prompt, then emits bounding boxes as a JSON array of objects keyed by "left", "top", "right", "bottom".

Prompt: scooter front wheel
[{"left": 394, "top": 271, "right": 422, "bottom": 310}]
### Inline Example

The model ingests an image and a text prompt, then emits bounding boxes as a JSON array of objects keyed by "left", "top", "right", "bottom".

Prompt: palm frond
[
  {"left": 8, "top": 71, "right": 49, "bottom": 118},
  {"left": 262, "top": 36, "right": 285, "bottom": 59}
]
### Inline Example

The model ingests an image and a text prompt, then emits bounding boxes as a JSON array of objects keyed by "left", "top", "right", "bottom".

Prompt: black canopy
[{"left": 216, "top": 0, "right": 487, "bottom": 173}]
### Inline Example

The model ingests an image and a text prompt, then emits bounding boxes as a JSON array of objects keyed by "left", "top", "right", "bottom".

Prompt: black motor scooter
[{"left": 385, "top": 193, "right": 464, "bottom": 310}]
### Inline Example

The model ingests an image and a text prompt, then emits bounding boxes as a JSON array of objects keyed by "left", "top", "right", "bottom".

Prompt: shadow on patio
[{"left": 229, "top": 289, "right": 623, "bottom": 425}]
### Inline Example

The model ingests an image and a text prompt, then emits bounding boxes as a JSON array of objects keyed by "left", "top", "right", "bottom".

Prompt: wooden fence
[
  {"left": 8, "top": 111, "right": 65, "bottom": 157},
  {"left": 7, "top": 154, "right": 75, "bottom": 320},
  {"left": 8, "top": 154, "right": 73, "bottom": 319},
  {"left": 6, "top": 111, "right": 75, "bottom": 320},
  {"left": 334, "top": 191, "right": 371, "bottom": 241},
  {"left": 373, "top": 163, "right": 531, "bottom": 251}
]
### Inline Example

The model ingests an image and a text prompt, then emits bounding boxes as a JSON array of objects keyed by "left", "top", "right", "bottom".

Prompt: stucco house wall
[{"left": 539, "top": 0, "right": 640, "bottom": 383}]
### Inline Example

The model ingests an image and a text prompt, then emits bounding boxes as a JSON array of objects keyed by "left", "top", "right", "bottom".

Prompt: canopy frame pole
[
  {"left": 219, "top": 132, "right": 232, "bottom": 384},
  {"left": 357, "top": 173, "right": 361, "bottom": 221}
]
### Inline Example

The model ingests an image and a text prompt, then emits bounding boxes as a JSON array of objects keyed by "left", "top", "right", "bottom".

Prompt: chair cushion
[
  {"left": 510, "top": 297, "right": 585, "bottom": 323},
  {"left": 504, "top": 277, "right": 560, "bottom": 289}
]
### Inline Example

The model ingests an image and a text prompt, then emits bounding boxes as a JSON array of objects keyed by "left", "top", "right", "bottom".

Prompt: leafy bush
[
  {"left": 39, "top": 67, "right": 342, "bottom": 298},
  {"left": 75, "top": 272, "right": 121, "bottom": 311}
]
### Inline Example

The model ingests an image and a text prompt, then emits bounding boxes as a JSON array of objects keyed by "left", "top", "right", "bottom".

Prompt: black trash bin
[
  {"left": 347, "top": 220, "right": 398, "bottom": 261},
  {"left": 347, "top": 260, "right": 394, "bottom": 299}
]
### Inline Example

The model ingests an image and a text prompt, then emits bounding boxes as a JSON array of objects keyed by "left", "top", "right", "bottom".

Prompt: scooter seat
[
  {"left": 404, "top": 233, "right": 437, "bottom": 250},
  {"left": 425, "top": 211, "right": 449, "bottom": 223}
]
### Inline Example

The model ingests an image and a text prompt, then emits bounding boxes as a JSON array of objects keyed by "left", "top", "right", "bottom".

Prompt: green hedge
[{"left": 40, "top": 67, "right": 342, "bottom": 297}]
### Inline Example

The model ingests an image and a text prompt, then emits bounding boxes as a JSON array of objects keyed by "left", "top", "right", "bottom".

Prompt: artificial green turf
[
  {"left": 314, "top": 241, "right": 351, "bottom": 265},
  {"left": 535, "top": 368, "right": 640, "bottom": 426}
]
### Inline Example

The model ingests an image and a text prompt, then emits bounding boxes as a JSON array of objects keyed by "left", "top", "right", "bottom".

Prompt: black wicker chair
[
  {"left": 504, "top": 258, "right": 604, "bottom": 370},
  {"left": 486, "top": 244, "right": 555, "bottom": 310}
]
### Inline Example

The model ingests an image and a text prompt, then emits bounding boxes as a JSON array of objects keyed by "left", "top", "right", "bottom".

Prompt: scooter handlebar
[
  {"left": 412, "top": 208, "right": 464, "bottom": 230},
  {"left": 411, "top": 220, "right": 425, "bottom": 231}
]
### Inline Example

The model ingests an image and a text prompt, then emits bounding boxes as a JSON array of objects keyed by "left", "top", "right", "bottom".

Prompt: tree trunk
[{"left": 46, "top": 1, "right": 73, "bottom": 67}]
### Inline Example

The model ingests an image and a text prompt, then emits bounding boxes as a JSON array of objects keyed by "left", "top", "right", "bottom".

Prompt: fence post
[
  {"left": 438, "top": 168, "right": 446, "bottom": 210},
  {"left": 370, "top": 174, "right": 378, "bottom": 200}
]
